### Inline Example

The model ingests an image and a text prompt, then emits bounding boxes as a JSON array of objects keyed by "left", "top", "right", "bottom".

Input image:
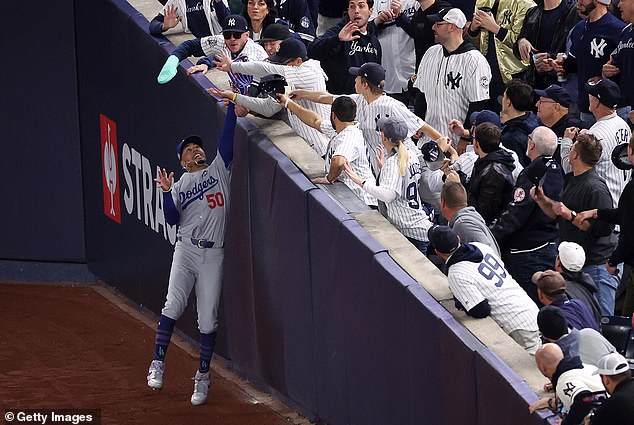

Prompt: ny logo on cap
[{"left": 228, "top": 18, "right": 236, "bottom": 26}]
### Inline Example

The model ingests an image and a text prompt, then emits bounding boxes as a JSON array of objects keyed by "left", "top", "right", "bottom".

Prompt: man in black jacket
[
  {"left": 308, "top": 0, "right": 381, "bottom": 94},
  {"left": 514, "top": 0, "right": 580, "bottom": 89},
  {"left": 467, "top": 122, "right": 516, "bottom": 225},
  {"left": 500, "top": 79, "right": 540, "bottom": 166},
  {"left": 533, "top": 133, "right": 617, "bottom": 316},
  {"left": 491, "top": 126, "right": 564, "bottom": 298}
]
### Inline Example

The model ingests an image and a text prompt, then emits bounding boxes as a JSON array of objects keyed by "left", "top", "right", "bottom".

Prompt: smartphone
[{"left": 478, "top": 6, "right": 492, "bottom": 13}]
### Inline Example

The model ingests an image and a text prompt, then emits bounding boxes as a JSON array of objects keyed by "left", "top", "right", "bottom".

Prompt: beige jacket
[{"left": 468, "top": 0, "right": 535, "bottom": 82}]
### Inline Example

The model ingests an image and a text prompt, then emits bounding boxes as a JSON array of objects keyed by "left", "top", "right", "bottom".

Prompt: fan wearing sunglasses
[{"left": 157, "top": 14, "right": 267, "bottom": 85}]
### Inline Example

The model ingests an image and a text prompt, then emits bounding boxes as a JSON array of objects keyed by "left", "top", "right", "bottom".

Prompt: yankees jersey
[
  {"left": 370, "top": 0, "right": 420, "bottom": 93},
  {"left": 447, "top": 242, "right": 539, "bottom": 334},
  {"left": 568, "top": 13, "right": 626, "bottom": 113},
  {"left": 320, "top": 121, "right": 377, "bottom": 206},
  {"left": 612, "top": 24, "right": 634, "bottom": 106},
  {"left": 172, "top": 153, "right": 231, "bottom": 244},
  {"left": 231, "top": 59, "right": 330, "bottom": 156},
  {"left": 561, "top": 113, "right": 631, "bottom": 208},
  {"left": 200, "top": 36, "right": 268, "bottom": 62},
  {"left": 555, "top": 365, "right": 604, "bottom": 411},
  {"left": 414, "top": 42, "right": 491, "bottom": 145},
  {"left": 376, "top": 148, "right": 433, "bottom": 241},
  {"left": 348, "top": 93, "right": 426, "bottom": 176}
]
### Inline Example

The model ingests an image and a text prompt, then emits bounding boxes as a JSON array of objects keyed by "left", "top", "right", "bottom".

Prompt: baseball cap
[
  {"left": 535, "top": 84, "right": 572, "bottom": 108},
  {"left": 532, "top": 270, "right": 567, "bottom": 296},
  {"left": 377, "top": 116, "right": 407, "bottom": 141},
  {"left": 612, "top": 143, "right": 633, "bottom": 170},
  {"left": 268, "top": 38, "right": 307, "bottom": 63},
  {"left": 177, "top": 135, "right": 203, "bottom": 161},
  {"left": 349, "top": 62, "right": 386, "bottom": 87},
  {"left": 421, "top": 141, "right": 449, "bottom": 171},
  {"left": 593, "top": 352, "right": 630, "bottom": 375},
  {"left": 537, "top": 306, "right": 569, "bottom": 340},
  {"left": 222, "top": 15, "right": 249, "bottom": 33},
  {"left": 558, "top": 241, "right": 585, "bottom": 272},
  {"left": 469, "top": 110, "right": 501, "bottom": 128},
  {"left": 259, "top": 23, "right": 291, "bottom": 43},
  {"left": 585, "top": 79, "right": 621, "bottom": 108},
  {"left": 428, "top": 225, "right": 460, "bottom": 254},
  {"left": 427, "top": 8, "right": 467, "bottom": 29}
]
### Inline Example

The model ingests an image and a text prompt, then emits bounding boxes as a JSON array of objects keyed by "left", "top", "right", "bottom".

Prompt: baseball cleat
[
  {"left": 190, "top": 370, "right": 211, "bottom": 405},
  {"left": 147, "top": 360, "right": 165, "bottom": 389}
]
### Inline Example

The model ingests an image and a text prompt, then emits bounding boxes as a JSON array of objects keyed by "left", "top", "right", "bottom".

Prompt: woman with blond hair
[{"left": 345, "top": 116, "right": 434, "bottom": 254}]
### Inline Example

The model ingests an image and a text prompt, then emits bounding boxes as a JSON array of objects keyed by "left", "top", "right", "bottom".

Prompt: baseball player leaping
[{"left": 147, "top": 103, "right": 237, "bottom": 406}]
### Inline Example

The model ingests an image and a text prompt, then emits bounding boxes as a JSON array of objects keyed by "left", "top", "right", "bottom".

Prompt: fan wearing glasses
[{"left": 157, "top": 14, "right": 268, "bottom": 85}]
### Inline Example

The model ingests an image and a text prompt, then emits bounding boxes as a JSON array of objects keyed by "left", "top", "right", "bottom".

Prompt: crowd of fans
[{"left": 149, "top": 0, "right": 634, "bottom": 421}]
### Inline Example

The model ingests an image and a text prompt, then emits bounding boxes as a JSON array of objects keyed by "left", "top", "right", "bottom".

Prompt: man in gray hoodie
[{"left": 440, "top": 181, "right": 500, "bottom": 257}]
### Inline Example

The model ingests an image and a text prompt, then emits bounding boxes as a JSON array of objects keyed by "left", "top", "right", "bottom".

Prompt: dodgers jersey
[
  {"left": 172, "top": 153, "right": 231, "bottom": 244},
  {"left": 320, "top": 121, "right": 377, "bottom": 206},
  {"left": 447, "top": 242, "right": 539, "bottom": 334},
  {"left": 379, "top": 148, "right": 433, "bottom": 241}
]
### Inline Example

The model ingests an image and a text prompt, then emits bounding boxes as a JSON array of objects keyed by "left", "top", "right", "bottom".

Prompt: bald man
[{"left": 529, "top": 343, "right": 604, "bottom": 424}]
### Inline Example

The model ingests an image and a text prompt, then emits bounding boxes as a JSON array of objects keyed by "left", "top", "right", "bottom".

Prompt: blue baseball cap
[
  {"left": 535, "top": 84, "right": 572, "bottom": 108},
  {"left": 428, "top": 225, "right": 460, "bottom": 254},
  {"left": 268, "top": 38, "right": 307, "bottom": 63},
  {"left": 222, "top": 15, "right": 249, "bottom": 33},
  {"left": 177, "top": 135, "right": 203, "bottom": 161},
  {"left": 349, "top": 62, "right": 386, "bottom": 87},
  {"left": 585, "top": 79, "right": 621, "bottom": 108},
  {"left": 470, "top": 110, "right": 501, "bottom": 128}
]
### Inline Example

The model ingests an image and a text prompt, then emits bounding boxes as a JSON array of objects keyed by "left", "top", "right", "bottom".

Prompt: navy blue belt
[{"left": 178, "top": 237, "right": 216, "bottom": 248}]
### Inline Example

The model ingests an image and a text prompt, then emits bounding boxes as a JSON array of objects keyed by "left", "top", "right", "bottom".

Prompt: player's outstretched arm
[
  {"left": 278, "top": 94, "right": 323, "bottom": 131},
  {"left": 218, "top": 102, "right": 238, "bottom": 168},
  {"left": 289, "top": 89, "right": 334, "bottom": 105}
]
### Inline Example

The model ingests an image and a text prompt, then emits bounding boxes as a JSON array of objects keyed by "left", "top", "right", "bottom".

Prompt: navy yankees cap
[
  {"left": 428, "top": 225, "right": 460, "bottom": 255},
  {"left": 377, "top": 116, "right": 407, "bottom": 141},
  {"left": 349, "top": 62, "right": 385, "bottom": 87},
  {"left": 534, "top": 84, "right": 571, "bottom": 108},
  {"left": 585, "top": 79, "right": 621, "bottom": 108},
  {"left": 268, "top": 38, "right": 307, "bottom": 63},
  {"left": 469, "top": 110, "right": 501, "bottom": 128},
  {"left": 222, "top": 15, "right": 249, "bottom": 33},
  {"left": 177, "top": 135, "right": 203, "bottom": 161}
]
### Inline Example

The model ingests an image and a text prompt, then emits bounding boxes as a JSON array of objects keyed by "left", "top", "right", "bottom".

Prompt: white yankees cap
[{"left": 428, "top": 8, "right": 467, "bottom": 29}]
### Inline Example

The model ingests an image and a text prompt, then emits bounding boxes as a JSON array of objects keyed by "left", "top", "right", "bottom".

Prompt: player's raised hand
[
  {"left": 213, "top": 51, "right": 233, "bottom": 73},
  {"left": 338, "top": 21, "right": 361, "bottom": 42},
  {"left": 162, "top": 4, "right": 181, "bottom": 30},
  {"left": 186, "top": 64, "right": 209, "bottom": 75},
  {"left": 155, "top": 168, "right": 174, "bottom": 192}
]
